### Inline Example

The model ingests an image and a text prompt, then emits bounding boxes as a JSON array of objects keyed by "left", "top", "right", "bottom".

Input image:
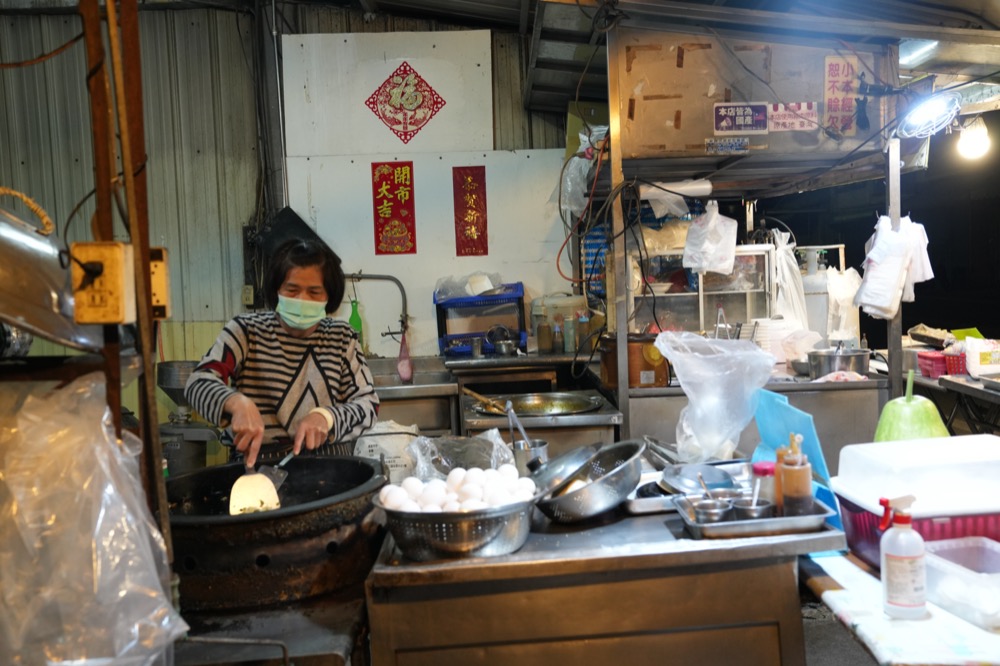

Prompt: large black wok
[{"left": 165, "top": 456, "right": 386, "bottom": 612}]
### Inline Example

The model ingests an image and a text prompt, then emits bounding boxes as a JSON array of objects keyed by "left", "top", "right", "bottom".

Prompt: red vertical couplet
[
  {"left": 452, "top": 166, "right": 488, "bottom": 256},
  {"left": 371, "top": 161, "right": 417, "bottom": 255}
]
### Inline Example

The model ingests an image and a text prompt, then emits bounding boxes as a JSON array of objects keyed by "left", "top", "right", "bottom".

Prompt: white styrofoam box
[
  {"left": 830, "top": 434, "right": 1000, "bottom": 518},
  {"left": 925, "top": 537, "right": 1000, "bottom": 630}
]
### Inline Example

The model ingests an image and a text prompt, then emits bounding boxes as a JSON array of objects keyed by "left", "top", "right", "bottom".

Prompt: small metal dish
[{"left": 693, "top": 499, "right": 733, "bottom": 523}]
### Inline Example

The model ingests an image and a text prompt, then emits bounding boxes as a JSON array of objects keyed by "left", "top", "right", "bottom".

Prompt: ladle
[
  {"left": 697, "top": 471, "right": 712, "bottom": 499},
  {"left": 506, "top": 400, "right": 532, "bottom": 450}
]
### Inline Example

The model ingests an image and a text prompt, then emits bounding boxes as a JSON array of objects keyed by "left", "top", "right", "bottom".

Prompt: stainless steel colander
[
  {"left": 374, "top": 498, "right": 534, "bottom": 561},
  {"left": 536, "top": 440, "right": 646, "bottom": 523}
]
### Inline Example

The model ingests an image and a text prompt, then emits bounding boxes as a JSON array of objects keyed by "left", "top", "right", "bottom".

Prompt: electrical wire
[{"left": 0, "top": 33, "right": 83, "bottom": 69}]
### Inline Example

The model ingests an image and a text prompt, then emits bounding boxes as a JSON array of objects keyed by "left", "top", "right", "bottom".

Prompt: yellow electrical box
[
  {"left": 150, "top": 246, "right": 171, "bottom": 319},
  {"left": 70, "top": 241, "right": 137, "bottom": 324}
]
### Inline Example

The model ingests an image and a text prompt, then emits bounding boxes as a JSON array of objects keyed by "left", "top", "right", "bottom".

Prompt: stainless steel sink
[{"left": 367, "top": 358, "right": 457, "bottom": 399}]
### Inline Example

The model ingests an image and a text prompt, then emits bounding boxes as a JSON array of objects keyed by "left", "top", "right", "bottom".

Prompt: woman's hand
[
  {"left": 223, "top": 393, "right": 265, "bottom": 466},
  {"left": 293, "top": 411, "right": 332, "bottom": 455}
]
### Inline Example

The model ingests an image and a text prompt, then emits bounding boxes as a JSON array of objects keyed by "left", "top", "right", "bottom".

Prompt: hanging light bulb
[{"left": 957, "top": 116, "right": 991, "bottom": 160}]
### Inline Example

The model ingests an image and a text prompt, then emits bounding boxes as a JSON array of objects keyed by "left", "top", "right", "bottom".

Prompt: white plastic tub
[{"left": 925, "top": 537, "right": 1000, "bottom": 630}]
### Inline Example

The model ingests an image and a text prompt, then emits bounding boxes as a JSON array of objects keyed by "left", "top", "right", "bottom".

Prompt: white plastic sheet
[{"left": 0, "top": 373, "right": 188, "bottom": 665}]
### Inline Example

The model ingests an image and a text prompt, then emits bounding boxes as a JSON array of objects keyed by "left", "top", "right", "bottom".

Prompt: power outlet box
[
  {"left": 150, "top": 247, "right": 171, "bottom": 319},
  {"left": 71, "top": 241, "right": 137, "bottom": 324},
  {"left": 242, "top": 284, "right": 255, "bottom": 307}
]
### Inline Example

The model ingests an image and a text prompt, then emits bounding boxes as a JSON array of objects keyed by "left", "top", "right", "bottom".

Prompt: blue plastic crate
[{"left": 435, "top": 282, "right": 526, "bottom": 355}]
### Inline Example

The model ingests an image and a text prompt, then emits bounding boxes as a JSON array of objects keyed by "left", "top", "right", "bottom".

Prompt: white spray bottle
[{"left": 879, "top": 495, "right": 927, "bottom": 619}]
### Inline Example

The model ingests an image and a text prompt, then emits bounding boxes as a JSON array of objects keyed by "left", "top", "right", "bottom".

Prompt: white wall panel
[
  {"left": 282, "top": 31, "right": 493, "bottom": 157},
  {"left": 287, "top": 149, "right": 573, "bottom": 359}
]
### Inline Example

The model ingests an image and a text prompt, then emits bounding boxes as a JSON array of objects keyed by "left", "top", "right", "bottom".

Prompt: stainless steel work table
[
  {"left": 938, "top": 375, "right": 1000, "bottom": 434},
  {"left": 365, "top": 507, "right": 846, "bottom": 665}
]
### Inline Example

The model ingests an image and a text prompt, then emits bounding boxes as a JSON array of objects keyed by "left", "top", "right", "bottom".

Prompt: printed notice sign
[
  {"left": 705, "top": 137, "right": 750, "bottom": 155},
  {"left": 769, "top": 102, "right": 820, "bottom": 132},
  {"left": 714, "top": 103, "right": 768, "bottom": 135},
  {"left": 824, "top": 56, "right": 858, "bottom": 137}
]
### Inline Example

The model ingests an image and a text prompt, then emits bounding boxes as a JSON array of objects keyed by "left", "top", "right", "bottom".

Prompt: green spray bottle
[{"left": 349, "top": 300, "right": 364, "bottom": 347}]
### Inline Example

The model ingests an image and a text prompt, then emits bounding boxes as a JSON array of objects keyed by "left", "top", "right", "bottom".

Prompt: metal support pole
[
  {"left": 886, "top": 137, "right": 903, "bottom": 399},
  {"left": 606, "top": 29, "right": 632, "bottom": 437}
]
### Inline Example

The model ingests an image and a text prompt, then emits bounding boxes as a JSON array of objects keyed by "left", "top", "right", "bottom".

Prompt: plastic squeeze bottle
[
  {"left": 879, "top": 495, "right": 927, "bottom": 619},
  {"left": 349, "top": 300, "right": 364, "bottom": 347}
]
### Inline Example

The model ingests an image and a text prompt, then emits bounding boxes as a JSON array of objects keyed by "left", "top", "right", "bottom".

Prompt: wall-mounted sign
[
  {"left": 371, "top": 161, "right": 416, "bottom": 255},
  {"left": 713, "top": 103, "right": 768, "bottom": 135},
  {"left": 705, "top": 136, "right": 750, "bottom": 155},
  {"left": 452, "top": 166, "right": 488, "bottom": 256},
  {"left": 768, "top": 102, "right": 820, "bottom": 132},
  {"left": 824, "top": 56, "right": 858, "bottom": 137},
  {"left": 365, "top": 61, "right": 447, "bottom": 144}
]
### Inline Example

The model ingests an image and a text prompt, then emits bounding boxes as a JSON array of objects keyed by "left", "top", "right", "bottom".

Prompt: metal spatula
[{"left": 258, "top": 451, "right": 295, "bottom": 490}]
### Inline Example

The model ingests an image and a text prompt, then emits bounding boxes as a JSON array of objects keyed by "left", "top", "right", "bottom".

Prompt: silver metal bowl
[
  {"left": 374, "top": 497, "right": 534, "bottom": 561},
  {"left": 536, "top": 440, "right": 646, "bottom": 523}
]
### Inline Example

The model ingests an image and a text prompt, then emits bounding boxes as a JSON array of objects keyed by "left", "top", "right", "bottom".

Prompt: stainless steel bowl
[
  {"left": 536, "top": 440, "right": 645, "bottom": 523},
  {"left": 807, "top": 346, "right": 870, "bottom": 379}
]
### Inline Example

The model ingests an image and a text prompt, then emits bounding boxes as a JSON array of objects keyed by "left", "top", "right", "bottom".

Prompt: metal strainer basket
[
  {"left": 373, "top": 498, "right": 534, "bottom": 562},
  {"left": 536, "top": 440, "right": 646, "bottom": 523}
]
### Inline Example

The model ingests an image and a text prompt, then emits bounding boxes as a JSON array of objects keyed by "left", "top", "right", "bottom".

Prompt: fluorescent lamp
[
  {"left": 957, "top": 116, "right": 990, "bottom": 160},
  {"left": 899, "top": 40, "right": 938, "bottom": 67}
]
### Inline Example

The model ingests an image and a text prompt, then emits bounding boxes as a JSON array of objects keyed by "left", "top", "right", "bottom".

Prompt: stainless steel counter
[{"left": 366, "top": 508, "right": 845, "bottom": 665}]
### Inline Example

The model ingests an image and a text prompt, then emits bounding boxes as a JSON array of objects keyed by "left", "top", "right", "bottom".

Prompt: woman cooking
[{"left": 185, "top": 238, "right": 379, "bottom": 467}]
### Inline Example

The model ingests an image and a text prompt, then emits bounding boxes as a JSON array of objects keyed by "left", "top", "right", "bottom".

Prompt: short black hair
[{"left": 264, "top": 238, "right": 345, "bottom": 314}]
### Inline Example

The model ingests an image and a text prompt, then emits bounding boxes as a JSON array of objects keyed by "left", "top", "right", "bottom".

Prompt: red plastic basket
[
  {"left": 917, "top": 350, "right": 948, "bottom": 378},
  {"left": 944, "top": 352, "right": 967, "bottom": 375}
]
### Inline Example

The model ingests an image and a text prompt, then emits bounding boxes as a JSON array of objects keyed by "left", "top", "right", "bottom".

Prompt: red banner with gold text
[
  {"left": 452, "top": 166, "right": 488, "bottom": 256},
  {"left": 371, "top": 161, "right": 417, "bottom": 255}
]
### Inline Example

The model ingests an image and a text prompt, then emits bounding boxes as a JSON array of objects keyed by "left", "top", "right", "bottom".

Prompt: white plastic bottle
[{"left": 879, "top": 495, "right": 927, "bottom": 619}]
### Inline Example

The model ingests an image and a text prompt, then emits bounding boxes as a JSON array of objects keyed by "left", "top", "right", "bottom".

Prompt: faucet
[{"left": 346, "top": 272, "right": 408, "bottom": 338}]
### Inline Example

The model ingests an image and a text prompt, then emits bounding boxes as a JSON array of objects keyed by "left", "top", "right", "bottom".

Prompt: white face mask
[{"left": 276, "top": 294, "right": 327, "bottom": 329}]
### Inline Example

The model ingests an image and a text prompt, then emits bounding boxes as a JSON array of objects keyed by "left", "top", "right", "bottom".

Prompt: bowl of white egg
[{"left": 374, "top": 463, "right": 540, "bottom": 561}]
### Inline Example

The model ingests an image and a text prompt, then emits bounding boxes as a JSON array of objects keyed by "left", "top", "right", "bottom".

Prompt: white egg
[
  {"left": 445, "top": 491, "right": 459, "bottom": 503},
  {"left": 484, "top": 487, "right": 513, "bottom": 507},
  {"left": 460, "top": 498, "right": 489, "bottom": 512},
  {"left": 399, "top": 498, "right": 422, "bottom": 513},
  {"left": 382, "top": 485, "right": 409, "bottom": 510},
  {"left": 442, "top": 500, "right": 462, "bottom": 512},
  {"left": 483, "top": 467, "right": 501, "bottom": 484},
  {"left": 515, "top": 477, "right": 537, "bottom": 495},
  {"left": 464, "top": 467, "right": 486, "bottom": 486},
  {"left": 425, "top": 478, "right": 448, "bottom": 494},
  {"left": 419, "top": 484, "right": 448, "bottom": 508},
  {"left": 500, "top": 475, "right": 519, "bottom": 493},
  {"left": 379, "top": 483, "right": 401, "bottom": 503},
  {"left": 421, "top": 504, "right": 442, "bottom": 513},
  {"left": 446, "top": 467, "right": 467, "bottom": 490},
  {"left": 458, "top": 483, "right": 484, "bottom": 501},
  {"left": 498, "top": 463, "right": 519, "bottom": 479},
  {"left": 401, "top": 476, "right": 424, "bottom": 499}
]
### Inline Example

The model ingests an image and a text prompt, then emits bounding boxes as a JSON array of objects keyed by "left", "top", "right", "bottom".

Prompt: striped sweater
[{"left": 184, "top": 311, "right": 379, "bottom": 446}]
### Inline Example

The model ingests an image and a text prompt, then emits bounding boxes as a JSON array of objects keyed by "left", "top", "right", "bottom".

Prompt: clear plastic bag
[
  {"left": 405, "top": 429, "right": 514, "bottom": 480},
  {"left": 654, "top": 332, "right": 776, "bottom": 463},
  {"left": 681, "top": 201, "right": 738, "bottom": 275},
  {"left": 0, "top": 373, "right": 188, "bottom": 665}
]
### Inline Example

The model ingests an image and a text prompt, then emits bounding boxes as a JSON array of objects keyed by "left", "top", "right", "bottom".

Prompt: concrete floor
[{"left": 801, "top": 586, "right": 878, "bottom": 666}]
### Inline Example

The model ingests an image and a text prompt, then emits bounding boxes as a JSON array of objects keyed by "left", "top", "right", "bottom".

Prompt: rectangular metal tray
[
  {"left": 673, "top": 494, "right": 836, "bottom": 539},
  {"left": 979, "top": 372, "right": 1000, "bottom": 393}
]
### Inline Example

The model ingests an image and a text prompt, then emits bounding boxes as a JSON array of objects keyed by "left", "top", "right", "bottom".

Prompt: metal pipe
[{"left": 346, "top": 273, "right": 408, "bottom": 337}]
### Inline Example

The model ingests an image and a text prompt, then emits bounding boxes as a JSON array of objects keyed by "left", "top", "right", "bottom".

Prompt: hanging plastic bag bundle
[
  {"left": 681, "top": 200, "right": 738, "bottom": 275},
  {"left": 655, "top": 331, "right": 776, "bottom": 463}
]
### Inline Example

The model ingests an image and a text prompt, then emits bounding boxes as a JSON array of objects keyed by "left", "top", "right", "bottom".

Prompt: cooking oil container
[{"left": 599, "top": 333, "right": 670, "bottom": 389}]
